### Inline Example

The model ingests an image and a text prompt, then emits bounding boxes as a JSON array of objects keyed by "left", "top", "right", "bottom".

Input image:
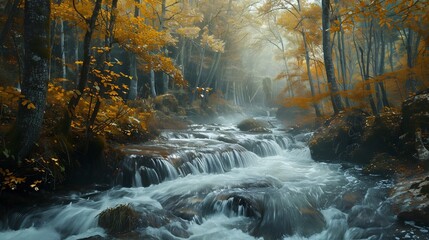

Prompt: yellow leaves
[
  {"left": 201, "top": 27, "right": 225, "bottom": 53},
  {"left": 0, "top": 168, "right": 26, "bottom": 191},
  {"left": 176, "top": 27, "right": 201, "bottom": 39},
  {"left": 30, "top": 180, "right": 42, "bottom": 191}
]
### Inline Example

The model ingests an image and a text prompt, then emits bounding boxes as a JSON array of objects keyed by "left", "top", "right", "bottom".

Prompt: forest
[{"left": 0, "top": 0, "right": 428, "bottom": 239}]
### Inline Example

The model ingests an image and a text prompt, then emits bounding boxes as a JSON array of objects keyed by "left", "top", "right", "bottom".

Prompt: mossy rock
[
  {"left": 237, "top": 118, "right": 269, "bottom": 132},
  {"left": 98, "top": 204, "right": 140, "bottom": 234},
  {"left": 400, "top": 89, "right": 429, "bottom": 156},
  {"left": 362, "top": 153, "right": 404, "bottom": 176},
  {"left": 350, "top": 110, "right": 402, "bottom": 162},
  {"left": 308, "top": 109, "right": 369, "bottom": 162},
  {"left": 154, "top": 94, "right": 179, "bottom": 113}
]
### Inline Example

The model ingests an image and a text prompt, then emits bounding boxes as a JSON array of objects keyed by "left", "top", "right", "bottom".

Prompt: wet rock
[
  {"left": 350, "top": 110, "right": 402, "bottom": 162},
  {"left": 308, "top": 110, "right": 368, "bottom": 162},
  {"left": 237, "top": 118, "right": 269, "bottom": 132},
  {"left": 347, "top": 205, "right": 390, "bottom": 228},
  {"left": 309, "top": 108, "right": 406, "bottom": 166},
  {"left": 151, "top": 111, "right": 189, "bottom": 130},
  {"left": 138, "top": 207, "right": 190, "bottom": 238},
  {"left": 362, "top": 153, "right": 405, "bottom": 176},
  {"left": 401, "top": 89, "right": 429, "bottom": 161},
  {"left": 251, "top": 191, "right": 326, "bottom": 239},
  {"left": 216, "top": 135, "right": 239, "bottom": 144},
  {"left": 248, "top": 127, "right": 272, "bottom": 133},
  {"left": 98, "top": 204, "right": 140, "bottom": 234},
  {"left": 77, "top": 235, "right": 105, "bottom": 240},
  {"left": 391, "top": 174, "right": 429, "bottom": 226},
  {"left": 338, "top": 191, "right": 364, "bottom": 211}
]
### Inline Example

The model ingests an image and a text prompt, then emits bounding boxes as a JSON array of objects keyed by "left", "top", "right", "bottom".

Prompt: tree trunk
[
  {"left": 297, "top": 0, "right": 321, "bottom": 116},
  {"left": 160, "top": 0, "right": 169, "bottom": 94},
  {"left": 59, "top": 19, "right": 66, "bottom": 86},
  {"left": 162, "top": 49, "right": 169, "bottom": 94},
  {"left": 74, "top": 26, "right": 80, "bottom": 85},
  {"left": 378, "top": 31, "right": 389, "bottom": 107},
  {"left": 13, "top": 0, "right": 50, "bottom": 162},
  {"left": 150, "top": 69, "right": 156, "bottom": 97},
  {"left": 322, "top": 0, "right": 343, "bottom": 114},
  {"left": 87, "top": 0, "right": 118, "bottom": 131},
  {"left": 66, "top": 0, "right": 102, "bottom": 127},
  {"left": 128, "top": 54, "right": 138, "bottom": 100},
  {"left": 128, "top": 0, "right": 140, "bottom": 100},
  {"left": 406, "top": 28, "right": 418, "bottom": 93}
]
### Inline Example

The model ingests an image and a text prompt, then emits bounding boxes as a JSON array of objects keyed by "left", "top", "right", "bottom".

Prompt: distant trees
[{"left": 257, "top": 0, "right": 429, "bottom": 116}]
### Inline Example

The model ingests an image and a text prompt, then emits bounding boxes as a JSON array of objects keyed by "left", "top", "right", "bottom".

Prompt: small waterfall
[
  {"left": 239, "top": 139, "right": 283, "bottom": 157},
  {"left": 118, "top": 145, "right": 259, "bottom": 187},
  {"left": 118, "top": 156, "right": 179, "bottom": 187},
  {"left": 133, "top": 163, "right": 143, "bottom": 187},
  {"left": 175, "top": 145, "right": 259, "bottom": 176}
]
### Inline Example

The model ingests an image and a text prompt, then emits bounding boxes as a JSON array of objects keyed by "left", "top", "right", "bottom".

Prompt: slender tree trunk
[
  {"left": 162, "top": 49, "right": 169, "bottom": 94},
  {"left": 150, "top": 69, "right": 156, "bottom": 97},
  {"left": 66, "top": 0, "right": 102, "bottom": 128},
  {"left": 378, "top": 31, "right": 389, "bottom": 107},
  {"left": 297, "top": 0, "right": 321, "bottom": 117},
  {"left": 88, "top": 0, "right": 118, "bottom": 131},
  {"left": 128, "top": 54, "right": 138, "bottom": 100},
  {"left": 160, "top": 0, "right": 169, "bottom": 94},
  {"left": 322, "top": 0, "right": 343, "bottom": 114},
  {"left": 59, "top": 19, "right": 66, "bottom": 85},
  {"left": 14, "top": 0, "right": 50, "bottom": 162},
  {"left": 193, "top": 46, "right": 205, "bottom": 101},
  {"left": 359, "top": 46, "right": 378, "bottom": 115},
  {"left": 406, "top": 28, "right": 418, "bottom": 93},
  {"left": 74, "top": 26, "right": 80, "bottom": 85},
  {"left": 334, "top": 0, "right": 350, "bottom": 107}
]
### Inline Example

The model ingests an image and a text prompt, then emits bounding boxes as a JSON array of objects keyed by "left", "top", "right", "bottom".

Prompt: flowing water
[{"left": 1, "top": 116, "right": 428, "bottom": 240}]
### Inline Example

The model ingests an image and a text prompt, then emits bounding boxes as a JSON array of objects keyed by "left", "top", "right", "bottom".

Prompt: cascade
[{"left": 1, "top": 117, "right": 427, "bottom": 240}]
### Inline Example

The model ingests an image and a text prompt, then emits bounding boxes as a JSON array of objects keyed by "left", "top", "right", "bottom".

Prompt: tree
[
  {"left": 66, "top": 0, "right": 102, "bottom": 131},
  {"left": 13, "top": 0, "right": 51, "bottom": 162},
  {"left": 322, "top": 0, "right": 343, "bottom": 114}
]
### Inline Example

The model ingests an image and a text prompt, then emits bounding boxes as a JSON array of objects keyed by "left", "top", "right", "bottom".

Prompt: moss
[
  {"left": 237, "top": 119, "right": 268, "bottom": 132},
  {"left": 98, "top": 204, "right": 140, "bottom": 234}
]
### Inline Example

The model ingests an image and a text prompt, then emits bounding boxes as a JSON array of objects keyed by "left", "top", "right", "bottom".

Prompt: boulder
[
  {"left": 391, "top": 175, "right": 429, "bottom": 226},
  {"left": 98, "top": 204, "right": 140, "bottom": 234},
  {"left": 153, "top": 94, "right": 180, "bottom": 114},
  {"left": 309, "top": 108, "right": 404, "bottom": 164},
  {"left": 237, "top": 118, "right": 270, "bottom": 132},
  {"left": 308, "top": 110, "right": 368, "bottom": 162},
  {"left": 400, "top": 89, "right": 429, "bottom": 161},
  {"left": 349, "top": 110, "right": 401, "bottom": 162}
]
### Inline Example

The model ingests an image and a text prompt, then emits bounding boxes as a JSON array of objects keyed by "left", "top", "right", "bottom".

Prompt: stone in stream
[
  {"left": 308, "top": 109, "right": 369, "bottom": 162},
  {"left": 201, "top": 188, "right": 326, "bottom": 239},
  {"left": 98, "top": 204, "right": 140, "bottom": 234},
  {"left": 237, "top": 118, "right": 271, "bottom": 133},
  {"left": 98, "top": 204, "right": 190, "bottom": 238}
]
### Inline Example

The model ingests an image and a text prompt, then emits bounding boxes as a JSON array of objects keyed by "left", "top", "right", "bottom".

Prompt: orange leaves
[
  {"left": 201, "top": 27, "right": 225, "bottom": 53},
  {"left": 0, "top": 168, "right": 26, "bottom": 191}
]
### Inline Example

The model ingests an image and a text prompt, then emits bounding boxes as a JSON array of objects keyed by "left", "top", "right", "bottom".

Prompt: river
[{"left": 1, "top": 115, "right": 428, "bottom": 240}]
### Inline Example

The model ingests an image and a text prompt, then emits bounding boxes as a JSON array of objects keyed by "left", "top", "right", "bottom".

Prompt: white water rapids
[{"left": 1, "top": 116, "right": 428, "bottom": 240}]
